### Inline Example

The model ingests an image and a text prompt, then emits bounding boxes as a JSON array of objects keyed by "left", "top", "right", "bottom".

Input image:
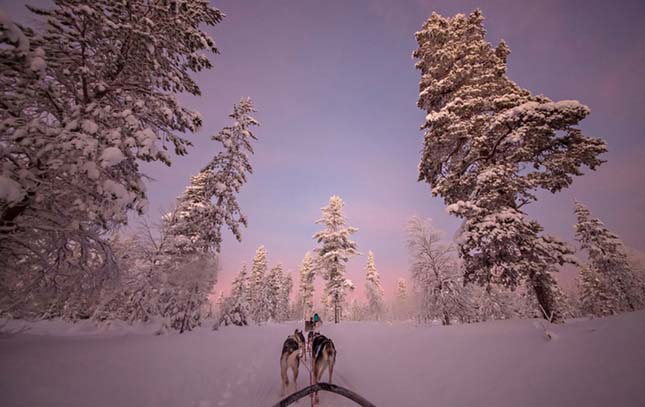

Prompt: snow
[
  {"left": 0, "top": 175, "right": 24, "bottom": 203},
  {"left": 82, "top": 161, "right": 100, "bottom": 179},
  {"left": 81, "top": 119, "right": 99, "bottom": 134},
  {"left": 215, "top": 181, "right": 226, "bottom": 194},
  {"left": 100, "top": 147, "right": 126, "bottom": 167},
  {"left": 29, "top": 56, "right": 46, "bottom": 72},
  {"left": 1, "top": 312, "right": 644, "bottom": 407},
  {"left": 102, "top": 180, "right": 130, "bottom": 204}
]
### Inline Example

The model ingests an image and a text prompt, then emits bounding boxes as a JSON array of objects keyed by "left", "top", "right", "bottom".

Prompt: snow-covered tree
[
  {"left": 574, "top": 202, "right": 643, "bottom": 315},
  {"left": 137, "top": 97, "right": 258, "bottom": 332},
  {"left": 577, "top": 265, "right": 616, "bottom": 317},
  {"left": 168, "top": 98, "right": 258, "bottom": 253},
  {"left": 97, "top": 217, "right": 218, "bottom": 334},
  {"left": 214, "top": 290, "right": 225, "bottom": 318},
  {"left": 341, "top": 278, "right": 356, "bottom": 320},
  {"left": 364, "top": 251, "right": 385, "bottom": 320},
  {"left": 90, "top": 230, "right": 161, "bottom": 323},
  {"left": 313, "top": 196, "right": 359, "bottom": 323},
  {"left": 249, "top": 245, "right": 270, "bottom": 323},
  {"left": 298, "top": 252, "right": 316, "bottom": 319},
  {"left": 265, "top": 264, "right": 284, "bottom": 321},
  {"left": 406, "top": 217, "right": 473, "bottom": 325},
  {"left": 348, "top": 298, "right": 369, "bottom": 321},
  {"left": 153, "top": 190, "right": 220, "bottom": 332},
  {"left": 219, "top": 264, "right": 250, "bottom": 327},
  {"left": 474, "top": 284, "right": 519, "bottom": 322},
  {"left": 278, "top": 272, "right": 293, "bottom": 322},
  {"left": 392, "top": 278, "right": 413, "bottom": 320},
  {"left": 157, "top": 253, "right": 218, "bottom": 334},
  {"left": 413, "top": 10, "right": 607, "bottom": 322},
  {"left": 1, "top": 1, "right": 223, "bottom": 317}
]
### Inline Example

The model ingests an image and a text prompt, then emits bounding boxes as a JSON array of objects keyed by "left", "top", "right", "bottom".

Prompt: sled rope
[{"left": 277, "top": 338, "right": 373, "bottom": 407}]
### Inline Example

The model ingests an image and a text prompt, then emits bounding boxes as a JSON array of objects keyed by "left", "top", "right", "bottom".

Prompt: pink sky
[{"left": 167, "top": 0, "right": 645, "bottom": 301}]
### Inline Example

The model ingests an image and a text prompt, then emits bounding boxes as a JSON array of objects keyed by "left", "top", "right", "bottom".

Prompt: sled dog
[
  {"left": 311, "top": 333, "right": 336, "bottom": 403},
  {"left": 306, "top": 330, "right": 316, "bottom": 360},
  {"left": 280, "top": 329, "right": 305, "bottom": 395}
]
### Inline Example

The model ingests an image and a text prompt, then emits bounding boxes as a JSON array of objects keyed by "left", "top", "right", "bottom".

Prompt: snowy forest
[{"left": 1, "top": 1, "right": 644, "bottom": 407}]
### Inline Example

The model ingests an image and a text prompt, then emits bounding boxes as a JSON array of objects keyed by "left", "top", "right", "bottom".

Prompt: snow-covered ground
[{"left": 1, "top": 312, "right": 644, "bottom": 407}]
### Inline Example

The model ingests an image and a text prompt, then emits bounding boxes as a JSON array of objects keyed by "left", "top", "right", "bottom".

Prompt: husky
[
  {"left": 311, "top": 333, "right": 336, "bottom": 403},
  {"left": 306, "top": 330, "right": 316, "bottom": 361},
  {"left": 280, "top": 329, "right": 305, "bottom": 396}
]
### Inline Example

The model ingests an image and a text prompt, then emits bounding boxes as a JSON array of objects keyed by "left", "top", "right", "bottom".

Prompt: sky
[{"left": 4, "top": 0, "right": 644, "bottom": 301}]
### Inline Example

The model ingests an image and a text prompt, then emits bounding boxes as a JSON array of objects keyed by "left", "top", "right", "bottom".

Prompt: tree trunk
[
  {"left": 334, "top": 295, "right": 339, "bottom": 324},
  {"left": 531, "top": 273, "right": 563, "bottom": 323}
]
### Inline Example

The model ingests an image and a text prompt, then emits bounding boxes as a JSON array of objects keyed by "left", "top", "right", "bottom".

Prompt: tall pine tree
[
  {"left": 249, "top": 245, "right": 270, "bottom": 323},
  {"left": 298, "top": 252, "right": 316, "bottom": 320},
  {"left": 153, "top": 99, "right": 259, "bottom": 332},
  {"left": 166, "top": 98, "right": 258, "bottom": 254},
  {"left": 266, "top": 264, "right": 284, "bottom": 321},
  {"left": 364, "top": 251, "right": 385, "bottom": 320},
  {"left": 313, "top": 196, "right": 359, "bottom": 323},
  {"left": 278, "top": 272, "right": 293, "bottom": 322},
  {"left": 413, "top": 10, "right": 607, "bottom": 322}
]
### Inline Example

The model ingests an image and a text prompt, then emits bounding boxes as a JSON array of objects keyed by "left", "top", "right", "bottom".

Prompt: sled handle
[{"left": 272, "top": 382, "right": 376, "bottom": 407}]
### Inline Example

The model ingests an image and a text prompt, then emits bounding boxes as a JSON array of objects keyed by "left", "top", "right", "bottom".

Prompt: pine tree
[
  {"left": 249, "top": 245, "right": 270, "bottom": 323},
  {"left": 574, "top": 202, "right": 643, "bottom": 315},
  {"left": 298, "top": 252, "right": 316, "bottom": 319},
  {"left": 166, "top": 98, "right": 258, "bottom": 254},
  {"left": 313, "top": 196, "right": 359, "bottom": 323},
  {"left": 413, "top": 10, "right": 607, "bottom": 322},
  {"left": 364, "top": 251, "right": 385, "bottom": 320},
  {"left": 219, "top": 264, "right": 250, "bottom": 326},
  {"left": 0, "top": 1, "right": 223, "bottom": 317},
  {"left": 278, "top": 272, "right": 293, "bottom": 322},
  {"left": 393, "top": 278, "right": 412, "bottom": 320},
  {"left": 577, "top": 265, "right": 615, "bottom": 317},
  {"left": 134, "top": 97, "right": 258, "bottom": 332},
  {"left": 266, "top": 264, "right": 284, "bottom": 321}
]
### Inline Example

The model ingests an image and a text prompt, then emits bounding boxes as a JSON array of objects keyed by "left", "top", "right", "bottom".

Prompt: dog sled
[
  {"left": 304, "top": 320, "right": 315, "bottom": 332},
  {"left": 304, "top": 317, "right": 322, "bottom": 332},
  {"left": 273, "top": 383, "right": 376, "bottom": 407},
  {"left": 278, "top": 330, "right": 374, "bottom": 407}
]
